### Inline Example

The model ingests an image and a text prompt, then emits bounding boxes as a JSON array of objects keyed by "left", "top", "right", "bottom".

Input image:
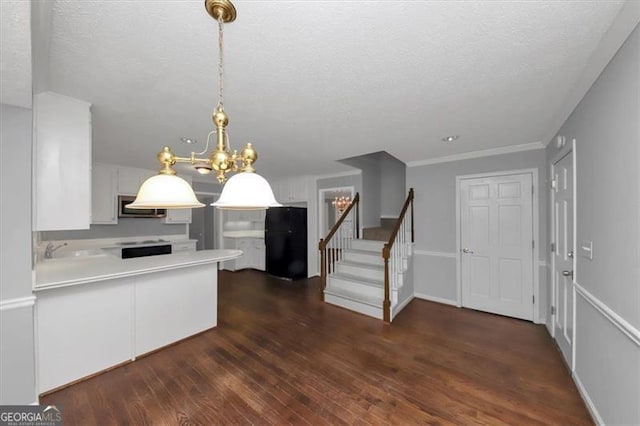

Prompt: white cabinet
[
  {"left": 91, "top": 163, "right": 118, "bottom": 224},
  {"left": 223, "top": 237, "right": 265, "bottom": 271},
  {"left": 134, "top": 266, "right": 216, "bottom": 356},
  {"left": 37, "top": 278, "right": 133, "bottom": 393},
  {"left": 34, "top": 92, "right": 92, "bottom": 231},
  {"left": 164, "top": 175, "right": 193, "bottom": 224},
  {"left": 272, "top": 176, "right": 310, "bottom": 204},
  {"left": 36, "top": 263, "right": 218, "bottom": 392},
  {"left": 172, "top": 241, "right": 196, "bottom": 253},
  {"left": 117, "top": 167, "right": 155, "bottom": 195}
]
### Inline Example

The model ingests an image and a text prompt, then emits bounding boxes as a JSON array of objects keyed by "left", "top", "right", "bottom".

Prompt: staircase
[
  {"left": 319, "top": 190, "right": 415, "bottom": 323},
  {"left": 323, "top": 239, "right": 386, "bottom": 319}
]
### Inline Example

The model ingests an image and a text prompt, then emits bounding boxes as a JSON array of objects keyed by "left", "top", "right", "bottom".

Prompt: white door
[
  {"left": 460, "top": 173, "right": 534, "bottom": 320},
  {"left": 552, "top": 150, "right": 575, "bottom": 367}
]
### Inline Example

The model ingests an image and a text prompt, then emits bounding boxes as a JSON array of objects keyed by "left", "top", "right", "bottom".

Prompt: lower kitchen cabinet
[
  {"left": 36, "top": 278, "right": 132, "bottom": 393},
  {"left": 223, "top": 237, "right": 265, "bottom": 271},
  {"left": 134, "top": 267, "right": 216, "bottom": 356},
  {"left": 35, "top": 263, "right": 218, "bottom": 394}
]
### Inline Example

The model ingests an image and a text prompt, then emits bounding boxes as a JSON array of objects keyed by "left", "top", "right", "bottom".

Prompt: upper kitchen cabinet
[
  {"left": 91, "top": 163, "right": 118, "bottom": 224},
  {"left": 164, "top": 175, "right": 193, "bottom": 224},
  {"left": 117, "top": 166, "right": 155, "bottom": 195},
  {"left": 34, "top": 92, "right": 92, "bottom": 231},
  {"left": 272, "top": 176, "right": 310, "bottom": 204}
]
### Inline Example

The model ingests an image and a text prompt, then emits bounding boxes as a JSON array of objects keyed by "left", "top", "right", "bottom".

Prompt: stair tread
[
  {"left": 338, "top": 260, "right": 384, "bottom": 270},
  {"left": 329, "top": 272, "right": 383, "bottom": 287},
  {"left": 324, "top": 287, "right": 383, "bottom": 307},
  {"left": 345, "top": 248, "right": 383, "bottom": 256}
]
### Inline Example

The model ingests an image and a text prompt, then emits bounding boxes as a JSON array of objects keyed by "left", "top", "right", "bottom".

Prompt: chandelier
[
  {"left": 332, "top": 196, "right": 351, "bottom": 213},
  {"left": 127, "top": 0, "right": 280, "bottom": 210}
]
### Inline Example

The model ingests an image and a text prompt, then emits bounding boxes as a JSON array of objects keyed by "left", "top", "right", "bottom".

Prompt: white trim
[
  {"left": 573, "top": 371, "right": 604, "bottom": 426},
  {"left": 456, "top": 168, "right": 540, "bottom": 322},
  {"left": 407, "top": 142, "right": 544, "bottom": 168},
  {"left": 414, "top": 292, "right": 458, "bottom": 307},
  {"left": 380, "top": 215, "right": 398, "bottom": 219},
  {"left": 414, "top": 249, "right": 457, "bottom": 259},
  {"left": 538, "top": 260, "right": 548, "bottom": 268},
  {"left": 574, "top": 281, "right": 640, "bottom": 347},
  {"left": 314, "top": 169, "right": 361, "bottom": 180},
  {"left": 0, "top": 295, "right": 36, "bottom": 311},
  {"left": 392, "top": 295, "right": 414, "bottom": 319}
]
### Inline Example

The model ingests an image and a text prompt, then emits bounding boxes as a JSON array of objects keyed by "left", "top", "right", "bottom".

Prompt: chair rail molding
[
  {"left": 574, "top": 281, "right": 640, "bottom": 347},
  {"left": 0, "top": 295, "right": 36, "bottom": 311}
]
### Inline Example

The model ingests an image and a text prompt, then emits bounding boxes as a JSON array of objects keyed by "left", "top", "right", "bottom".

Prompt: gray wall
[
  {"left": 41, "top": 219, "right": 186, "bottom": 241},
  {"left": 407, "top": 149, "right": 548, "bottom": 321},
  {"left": 380, "top": 157, "right": 406, "bottom": 218},
  {"left": 361, "top": 167, "right": 381, "bottom": 228},
  {"left": 546, "top": 24, "right": 639, "bottom": 425},
  {"left": 0, "top": 104, "right": 37, "bottom": 404}
]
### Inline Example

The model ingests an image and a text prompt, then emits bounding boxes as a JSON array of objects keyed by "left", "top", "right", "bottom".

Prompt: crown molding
[{"left": 407, "top": 142, "right": 545, "bottom": 168}]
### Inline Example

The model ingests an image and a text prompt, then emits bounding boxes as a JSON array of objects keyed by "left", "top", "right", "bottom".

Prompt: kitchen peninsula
[{"left": 34, "top": 249, "right": 241, "bottom": 394}]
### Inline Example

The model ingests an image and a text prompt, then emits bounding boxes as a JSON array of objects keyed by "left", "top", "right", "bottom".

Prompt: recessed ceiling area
[{"left": 33, "top": 0, "right": 628, "bottom": 180}]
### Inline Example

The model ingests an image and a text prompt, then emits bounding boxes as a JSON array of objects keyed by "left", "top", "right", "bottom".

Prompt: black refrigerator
[{"left": 265, "top": 207, "right": 307, "bottom": 280}]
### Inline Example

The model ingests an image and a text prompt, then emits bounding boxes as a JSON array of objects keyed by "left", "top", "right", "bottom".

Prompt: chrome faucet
[{"left": 44, "top": 242, "right": 67, "bottom": 259}]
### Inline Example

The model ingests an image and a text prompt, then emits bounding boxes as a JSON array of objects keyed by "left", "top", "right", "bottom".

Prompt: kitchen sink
[{"left": 47, "top": 248, "right": 110, "bottom": 261}]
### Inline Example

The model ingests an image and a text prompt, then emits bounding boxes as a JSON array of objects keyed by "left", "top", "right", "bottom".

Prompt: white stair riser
[
  {"left": 324, "top": 293, "right": 383, "bottom": 319},
  {"left": 327, "top": 277, "right": 384, "bottom": 299},
  {"left": 351, "top": 239, "right": 385, "bottom": 252},
  {"left": 343, "top": 251, "right": 384, "bottom": 265},
  {"left": 336, "top": 263, "right": 383, "bottom": 280}
]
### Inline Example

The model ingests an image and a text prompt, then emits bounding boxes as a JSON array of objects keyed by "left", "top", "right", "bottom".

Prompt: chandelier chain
[{"left": 217, "top": 16, "right": 224, "bottom": 110}]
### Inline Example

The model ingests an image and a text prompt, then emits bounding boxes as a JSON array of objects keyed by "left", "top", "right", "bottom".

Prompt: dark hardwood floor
[{"left": 42, "top": 270, "right": 592, "bottom": 425}]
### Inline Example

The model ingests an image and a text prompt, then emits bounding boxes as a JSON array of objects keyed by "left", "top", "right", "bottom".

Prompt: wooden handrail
[
  {"left": 318, "top": 193, "right": 360, "bottom": 301},
  {"left": 382, "top": 188, "right": 414, "bottom": 257},
  {"left": 319, "top": 193, "right": 360, "bottom": 250},
  {"left": 382, "top": 188, "right": 414, "bottom": 323}
]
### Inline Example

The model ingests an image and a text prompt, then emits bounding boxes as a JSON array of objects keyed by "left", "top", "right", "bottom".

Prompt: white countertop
[
  {"left": 34, "top": 249, "right": 242, "bottom": 291},
  {"left": 222, "top": 230, "right": 265, "bottom": 238}
]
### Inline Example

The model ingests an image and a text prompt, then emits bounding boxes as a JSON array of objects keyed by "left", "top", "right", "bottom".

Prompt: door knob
[
  {"left": 562, "top": 270, "right": 573, "bottom": 279},
  {"left": 462, "top": 248, "right": 473, "bottom": 254},
  {"left": 567, "top": 251, "right": 574, "bottom": 258}
]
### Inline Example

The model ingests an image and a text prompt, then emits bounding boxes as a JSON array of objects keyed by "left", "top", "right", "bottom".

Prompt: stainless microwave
[{"left": 118, "top": 195, "right": 167, "bottom": 218}]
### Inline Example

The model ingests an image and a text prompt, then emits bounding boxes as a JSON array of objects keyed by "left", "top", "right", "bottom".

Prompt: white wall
[
  {"left": 407, "top": 149, "right": 548, "bottom": 320},
  {"left": 546, "top": 24, "right": 639, "bottom": 425},
  {"left": 0, "top": 104, "right": 37, "bottom": 404}
]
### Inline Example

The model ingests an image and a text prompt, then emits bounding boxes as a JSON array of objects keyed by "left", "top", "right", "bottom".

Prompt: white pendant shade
[
  {"left": 126, "top": 174, "right": 205, "bottom": 209},
  {"left": 212, "top": 172, "right": 281, "bottom": 210}
]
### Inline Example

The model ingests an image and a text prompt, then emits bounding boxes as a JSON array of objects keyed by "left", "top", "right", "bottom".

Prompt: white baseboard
[
  {"left": 392, "top": 295, "right": 414, "bottom": 319},
  {"left": 414, "top": 292, "right": 458, "bottom": 307},
  {"left": 573, "top": 371, "right": 603, "bottom": 425}
]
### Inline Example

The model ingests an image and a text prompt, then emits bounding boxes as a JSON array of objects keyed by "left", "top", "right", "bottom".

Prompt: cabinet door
[
  {"left": 135, "top": 266, "right": 217, "bottom": 356},
  {"left": 253, "top": 239, "right": 265, "bottom": 270},
  {"left": 117, "top": 167, "right": 142, "bottom": 195},
  {"left": 37, "top": 278, "right": 132, "bottom": 393},
  {"left": 92, "top": 164, "right": 117, "bottom": 224},
  {"left": 164, "top": 175, "right": 193, "bottom": 224},
  {"left": 34, "top": 92, "right": 92, "bottom": 231}
]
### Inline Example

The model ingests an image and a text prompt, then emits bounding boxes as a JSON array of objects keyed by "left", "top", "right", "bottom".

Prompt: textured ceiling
[
  {"left": 42, "top": 0, "right": 627, "bottom": 180},
  {"left": 1, "top": 1, "right": 32, "bottom": 108}
]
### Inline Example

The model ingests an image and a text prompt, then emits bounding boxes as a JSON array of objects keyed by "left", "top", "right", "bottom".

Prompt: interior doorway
[
  {"left": 190, "top": 192, "right": 220, "bottom": 250},
  {"left": 456, "top": 169, "right": 539, "bottom": 321},
  {"left": 317, "top": 186, "right": 355, "bottom": 239}
]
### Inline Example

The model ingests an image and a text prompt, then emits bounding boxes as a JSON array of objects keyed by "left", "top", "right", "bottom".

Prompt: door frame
[
  {"left": 193, "top": 191, "right": 221, "bottom": 249},
  {"left": 549, "top": 138, "right": 577, "bottom": 371},
  {"left": 455, "top": 168, "right": 540, "bottom": 323},
  {"left": 317, "top": 186, "right": 355, "bottom": 242}
]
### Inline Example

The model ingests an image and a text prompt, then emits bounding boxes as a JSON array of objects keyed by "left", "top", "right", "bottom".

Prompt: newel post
[
  {"left": 319, "top": 239, "right": 326, "bottom": 301},
  {"left": 382, "top": 244, "right": 391, "bottom": 323}
]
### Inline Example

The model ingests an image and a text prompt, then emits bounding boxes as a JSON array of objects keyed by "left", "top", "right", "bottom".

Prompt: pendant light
[{"left": 127, "top": 0, "right": 280, "bottom": 211}]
